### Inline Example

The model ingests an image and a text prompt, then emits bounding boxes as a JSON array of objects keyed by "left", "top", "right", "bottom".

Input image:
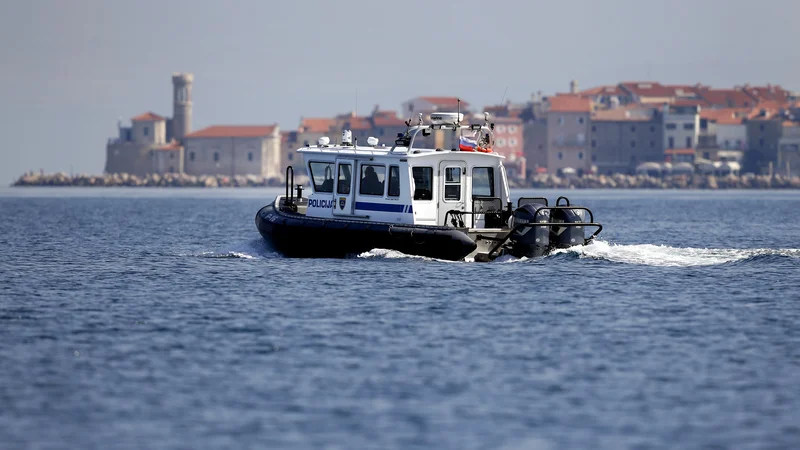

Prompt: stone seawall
[
  {"left": 11, "top": 172, "right": 800, "bottom": 189},
  {"left": 12, "top": 172, "right": 305, "bottom": 188},
  {"left": 514, "top": 173, "right": 800, "bottom": 189}
]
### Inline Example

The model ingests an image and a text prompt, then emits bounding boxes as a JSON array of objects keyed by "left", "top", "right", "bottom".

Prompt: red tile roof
[
  {"left": 619, "top": 82, "right": 676, "bottom": 98},
  {"left": 344, "top": 117, "right": 372, "bottom": 130},
  {"left": 132, "top": 112, "right": 165, "bottom": 121},
  {"left": 754, "top": 100, "right": 786, "bottom": 111},
  {"left": 700, "top": 108, "right": 749, "bottom": 125},
  {"left": 371, "top": 110, "right": 399, "bottom": 118},
  {"left": 741, "top": 85, "right": 790, "bottom": 103},
  {"left": 695, "top": 88, "right": 755, "bottom": 108},
  {"left": 672, "top": 98, "right": 712, "bottom": 107},
  {"left": 153, "top": 141, "right": 183, "bottom": 151},
  {"left": 547, "top": 95, "right": 592, "bottom": 113},
  {"left": 185, "top": 125, "right": 277, "bottom": 138},
  {"left": 580, "top": 85, "right": 627, "bottom": 97},
  {"left": 418, "top": 96, "right": 469, "bottom": 108},
  {"left": 300, "top": 117, "right": 334, "bottom": 134}
]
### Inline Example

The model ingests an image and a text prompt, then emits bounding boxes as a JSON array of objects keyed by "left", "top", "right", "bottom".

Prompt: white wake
[
  {"left": 550, "top": 240, "right": 800, "bottom": 267},
  {"left": 192, "top": 238, "right": 281, "bottom": 259}
]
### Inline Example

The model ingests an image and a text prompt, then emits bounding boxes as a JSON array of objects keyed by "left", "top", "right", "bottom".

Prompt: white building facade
[
  {"left": 663, "top": 105, "right": 700, "bottom": 150},
  {"left": 716, "top": 123, "right": 747, "bottom": 150}
]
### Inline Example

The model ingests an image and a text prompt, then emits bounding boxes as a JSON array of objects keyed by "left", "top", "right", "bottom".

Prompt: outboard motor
[
  {"left": 549, "top": 208, "right": 586, "bottom": 248},
  {"left": 508, "top": 203, "right": 550, "bottom": 257}
]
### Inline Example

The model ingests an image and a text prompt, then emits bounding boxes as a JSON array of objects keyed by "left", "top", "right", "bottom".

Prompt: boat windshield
[
  {"left": 309, "top": 162, "right": 334, "bottom": 193},
  {"left": 472, "top": 167, "right": 495, "bottom": 197}
]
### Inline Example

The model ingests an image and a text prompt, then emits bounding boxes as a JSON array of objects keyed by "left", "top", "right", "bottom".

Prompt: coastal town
[{"left": 14, "top": 73, "right": 800, "bottom": 188}]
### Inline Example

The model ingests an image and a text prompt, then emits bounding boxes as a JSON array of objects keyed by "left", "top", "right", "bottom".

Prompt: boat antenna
[{"left": 458, "top": 98, "right": 462, "bottom": 138}]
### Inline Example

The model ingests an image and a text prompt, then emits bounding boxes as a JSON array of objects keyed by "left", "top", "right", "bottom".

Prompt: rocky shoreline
[
  {"left": 521, "top": 173, "right": 800, "bottom": 189},
  {"left": 11, "top": 171, "right": 800, "bottom": 189},
  {"left": 12, "top": 172, "right": 292, "bottom": 188}
]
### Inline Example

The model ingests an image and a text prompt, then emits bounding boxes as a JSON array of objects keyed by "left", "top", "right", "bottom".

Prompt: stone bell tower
[{"left": 172, "top": 73, "right": 193, "bottom": 141}]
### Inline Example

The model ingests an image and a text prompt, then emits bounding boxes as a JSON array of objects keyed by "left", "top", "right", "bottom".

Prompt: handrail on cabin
[{"left": 390, "top": 124, "right": 496, "bottom": 153}]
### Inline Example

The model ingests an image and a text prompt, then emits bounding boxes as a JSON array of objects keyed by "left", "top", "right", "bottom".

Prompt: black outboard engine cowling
[
  {"left": 509, "top": 203, "right": 550, "bottom": 257},
  {"left": 550, "top": 208, "right": 586, "bottom": 248}
]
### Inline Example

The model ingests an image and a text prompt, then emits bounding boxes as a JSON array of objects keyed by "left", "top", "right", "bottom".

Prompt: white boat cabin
[{"left": 298, "top": 113, "right": 511, "bottom": 228}]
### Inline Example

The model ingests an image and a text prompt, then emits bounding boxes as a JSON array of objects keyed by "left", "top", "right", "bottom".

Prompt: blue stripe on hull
[{"left": 355, "top": 201, "right": 411, "bottom": 213}]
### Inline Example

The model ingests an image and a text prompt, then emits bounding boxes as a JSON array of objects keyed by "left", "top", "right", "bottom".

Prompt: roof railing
[{"left": 390, "top": 123, "right": 495, "bottom": 153}]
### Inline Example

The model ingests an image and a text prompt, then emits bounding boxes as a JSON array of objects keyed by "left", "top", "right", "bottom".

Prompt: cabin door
[
  {"left": 438, "top": 160, "right": 467, "bottom": 227},
  {"left": 332, "top": 158, "right": 355, "bottom": 216}
]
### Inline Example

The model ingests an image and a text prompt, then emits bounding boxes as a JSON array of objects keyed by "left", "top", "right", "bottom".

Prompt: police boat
[{"left": 255, "top": 112, "right": 602, "bottom": 261}]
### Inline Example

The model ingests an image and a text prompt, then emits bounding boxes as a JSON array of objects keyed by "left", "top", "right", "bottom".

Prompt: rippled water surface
[{"left": 1, "top": 188, "right": 799, "bottom": 449}]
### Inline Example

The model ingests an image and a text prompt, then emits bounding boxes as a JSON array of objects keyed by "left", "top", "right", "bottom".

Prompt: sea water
[{"left": 1, "top": 188, "right": 799, "bottom": 449}]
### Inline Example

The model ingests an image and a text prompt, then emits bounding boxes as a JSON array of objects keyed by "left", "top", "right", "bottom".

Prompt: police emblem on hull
[{"left": 339, "top": 197, "right": 346, "bottom": 210}]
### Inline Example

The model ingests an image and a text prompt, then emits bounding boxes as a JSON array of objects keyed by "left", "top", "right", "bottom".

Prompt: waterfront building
[
  {"left": 590, "top": 106, "right": 664, "bottom": 174},
  {"left": 663, "top": 104, "right": 700, "bottom": 151},
  {"left": 183, "top": 125, "right": 281, "bottom": 179},
  {"left": 280, "top": 117, "right": 337, "bottom": 174},
  {"left": 744, "top": 108, "right": 785, "bottom": 173},
  {"left": 151, "top": 141, "right": 184, "bottom": 175},
  {"left": 105, "top": 73, "right": 193, "bottom": 176},
  {"left": 544, "top": 95, "right": 593, "bottom": 175},
  {"left": 479, "top": 115, "right": 525, "bottom": 181},
  {"left": 523, "top": 118, "right": 547, "bottom": 175},
  {"left": 779, "top": 122, "right": 800, "bottom": 177},
  {"left": 697, "top": 108, "right": 749, "bottom": 162}
]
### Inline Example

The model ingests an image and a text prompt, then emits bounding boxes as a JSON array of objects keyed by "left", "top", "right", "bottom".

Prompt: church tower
[{"left": 172, "top": 73, "right": 193, "bottom": 141}]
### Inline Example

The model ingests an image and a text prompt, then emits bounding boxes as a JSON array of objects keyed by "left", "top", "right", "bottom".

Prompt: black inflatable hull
[{"left": 255, "top": 203, "right": 477, "bottom": 261}]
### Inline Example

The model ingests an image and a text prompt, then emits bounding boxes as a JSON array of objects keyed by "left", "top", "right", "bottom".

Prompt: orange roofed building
[
  {"left": 542, "top": 95, "right": 593, "bottom": 175},
  {"left": 183, "top": 125, "right": 281, "bottom": 178}
]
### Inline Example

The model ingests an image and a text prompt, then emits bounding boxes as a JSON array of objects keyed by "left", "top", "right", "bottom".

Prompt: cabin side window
[
  {"left": 472, "top": 167, "right": 495, "bottom": 198},
  {"left": 387, "top": 166, "right": 400, "bottom": 197},
  {"left": 444, "top": 166, "right": 461, "bottom": 201},
  {"left": 359, "top": 164, "right": 385, "bottom": 196},
  {"left": 337, "top": 163, "right": 352, "bottom": 194},
  {"left": 412, "top": 167, "right": 433, "bottom": 200},
  {"left": 309, "top": 162, "right": 334, "bottom": 193}
]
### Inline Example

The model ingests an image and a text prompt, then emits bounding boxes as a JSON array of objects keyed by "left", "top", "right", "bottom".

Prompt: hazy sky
[{"left": 1, "top": 0, "right": 798, "bottom": 182}]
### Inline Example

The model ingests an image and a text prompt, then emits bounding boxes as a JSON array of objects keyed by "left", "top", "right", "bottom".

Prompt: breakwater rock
[
  {"left": 12, "top": 172, "right": 800, "bottom": 189},
  {"left": 512, "top": 173, "right": 800, "bottom": 189},
  {"left": 12, "top": 172, "right": 308, "bottom": 188}
]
